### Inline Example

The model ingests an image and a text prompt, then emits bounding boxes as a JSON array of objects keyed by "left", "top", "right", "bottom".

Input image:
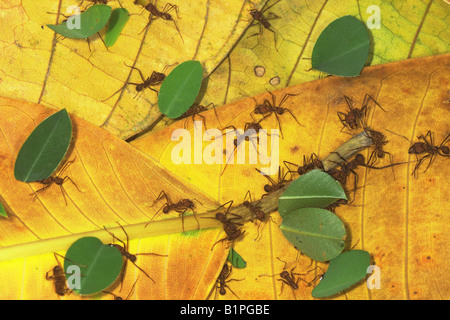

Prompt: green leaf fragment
[
  {"left": 14, "top": 109, "right": 72, "bottom": 182},
  {"left": 47, "top": 5, "right": 112, "bottom": 39},
  {"left": 311, "top": 15, "right": 370, "bottom": 77},
  {"left": 64, "top": 237, "right": 123, "bottom": 295},
  {"left": 227, "top": 248, "right": 246, "bottom": 268},
  {"left": 312, "top": 250, "right": 371, "bottom": 298},
  {"left": 279, "top": 208, "right": 346, "bottom": 262},
  {"left": 158, "top": 60, "right": 204, "bottom": 118},
  {"left": 105, "top": 8, "right": 130, "bottom": 47},
  {"left": 0, "top": 201, "right": 6, "bottom": 218},
  {"left": 278, "top": 169, "right": 347, "bottom": 218}
]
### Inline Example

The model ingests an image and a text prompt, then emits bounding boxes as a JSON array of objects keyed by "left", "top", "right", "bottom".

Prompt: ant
[
  {"left": 251, "top": 91, "right": 303, "bottom": 139},
  {"left": 147, "top": 190, "right": 201, "bottom": 232},
  {"left": 136, "top": 0, "right": 183, "bottom": 42},
  {"left": 242, "top": 191, "right": 272, "bottom": 241},
  {"left": 31, "top": 159, "right": 81, "bottom": 205},
  {"left": 219, "top": 124, "right": 262, "bottom": 176},
  {"left": 215, "top": 262, "right": 244, "bottom": 299},
  {"left": 102, "top": 63, "right": 172, "bottom": 102},
  {"left": 337, "top": 94, "right": 385, "bottom": 133},
  {"left": 283, "top": 153, "right": 324, "bottom": 176},
  {"left": 248, "top": 0, "right": 281, "bottom": 49},
  {"left": 103, "top": 277, "right": 139, "bottom": 300},
  {"left": 387, "top": 129, "right": 449, "bottom": 177},
  {"left": 207, "top": 201, "right": 246, "bottom": 251},
  {"left": 176, "top": 103, "right": 214, "bottom": 130},
  {"left": 103, "top": 223, "right": 167, "bottom": 290},
  {"left": 364, "top": 129, "right": 395, "bottom": 170},
  {"left": 327, "top": 153, "right": 406, "bottom": 197},
  {"left": 259, "top": 257, "right": 312, "bottom": 296},
  {"left": 255, "top": 166, "right": 292, "bottom": 197},
  {"left": 46, "top": 252, "right": 86, "bottom": 296}
]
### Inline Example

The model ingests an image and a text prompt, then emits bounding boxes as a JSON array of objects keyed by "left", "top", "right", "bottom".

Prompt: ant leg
[
  {"left": 125, "top": 63, "right": 147, "bottom": 82},
  {"left": 103, "top": 225, "right": 127, "bottom": 250},
  {"left": 282, "top": 108, "right": 304, "bottom": 127},
  {"left": 62, "top": 176, "right": 82, "bottom": 193},
  {"left": 261, "top": 0, "right": 282, "bottom": 13}
]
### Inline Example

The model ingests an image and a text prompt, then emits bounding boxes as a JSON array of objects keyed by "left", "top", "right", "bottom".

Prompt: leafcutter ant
[
  {"left": 364, "top": 129, "right": 393, "bottom": 168},
  {"left": 327, "top": 153, "right": 406, "bottom": 197},
  {"left": 242, "top": 190, "right": 273, "bottom": 241},
  {"left": 337, "top": 94, "right": 385, "bottom": 133},
  {"left": 207, "top": 201, "right": 246, "bottom": 251},
  {"left": 248, "top": 0, "right": 281, "bottom": 49},
  {"left": 215, "top": 262, "right": 244, "bottom": 299},
  {"left": 387, "top": 129, "right": 449, "bottom": 177},
  {"left": 31, "top": 158, "right": 81, "bottom": 205},
  {"left": 259, "top": 257, "right": 312, "bottom": 296},
  {"left": 102, "top": 63, "right": 171, "bottom": 102},
  {"left": 103, "top": 222, "right": 167, "bottom": 290},
  {"left": 46, "top": 252, "right": 86, "bottom": 296},
  {"left": 251, "top": 91, "right": 303, "bottom": 139},
  {"left": 256, "top": 166, "right": 292, "bottom": 197},
  {"left": 147, "top": 190, "right": 201, "bottom": 232},
  {"left": 136, "top": 0, "right": 183, "bottom": 42},
  {"left": 176, "top": 103, "right": 214, "bottom": 130},
  {"left": 283, "top": 153, "right": 324, "bottom": 176}
]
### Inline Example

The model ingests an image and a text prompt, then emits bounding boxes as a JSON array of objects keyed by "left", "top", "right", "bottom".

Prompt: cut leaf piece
[
  {"left": 279, "top": 208, "right": 346, "bottom": 262},
  {"left": 311, "top": 15, "right": 370, "bottom": 77},
  {"left": 0, "top": 201, "right": 6, "bottom": 218},
  {"left": 312, "top": 250, "right": 371, "bottom": 298},
  {"left": 104, "top": 8, "right": 130, "bottom": 47},
  {"left": 227, "top": 248, "right": 246, "bottom": 269},
  {"left": 158, "top": 60, "right": 204, "bottom": 118},
  {"left": 278, "top": 169, "right": 347, "bottom": 218},
  {"left": 47, "top": 5, "right": 112, "bottom": 39},
  {"left": 64, "top": 237, "right": 123, "bottom": 295},
  {"left": 14, "top": 109, "right": 72, "bottom": 182}
]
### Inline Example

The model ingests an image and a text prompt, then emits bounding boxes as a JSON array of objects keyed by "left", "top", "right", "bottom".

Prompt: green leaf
[
  {"left": 311, "top": 15, "right": 370, "bottom": 77},
  {"left": 278, "top": 170, "right": 347, "bottom": 218},
  {"left": 64, "top": 237, "right": 123, "bottom": 295},
  {"left": 227, "top": 248, "right": 246, "bottom": 269},
  {"left": 47, "top": 5, "right": 112, "bottom": 39},
  {"left": 14, "top": 109, "right": 72, "bottom": 182},
  {"left": 158, "top": 60, "right": 204, "bottom": 118},
  {"left": 0, "top": 201, "right": 6, "bottom": 218},
  {"left": 279, "top": 208, "right": 346, "bottom": 262},
  {"left": 105, "top": 8, "right": 130, "bottom": 47},
  {"left": 312, "top": 250, "right": 371, "bottom": 298}
]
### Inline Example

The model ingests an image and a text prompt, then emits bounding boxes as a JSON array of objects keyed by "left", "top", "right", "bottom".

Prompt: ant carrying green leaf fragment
[
  {"left": 47, "top": 4, "right": 112, "bottom": 39},
  {"left": 158, "top": 60, "right": 204, "bottom": 119},
  {"left": 14, "top": 109, "right": 72, "bottom": 183},
  {"left": 64, "top": 237, "right": 123, "bottom": 295},
  {"left": 311, "top": 15, "right": 370, "bottom": 77}
]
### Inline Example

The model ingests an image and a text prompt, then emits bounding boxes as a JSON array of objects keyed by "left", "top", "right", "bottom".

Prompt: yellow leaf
[
  {"left": 189, "top": 0, "right": 450, "bottom": 128},
  {"left": 131, "top": 53, "right": 450, "bottom": 299},
  {"left": 0, "top": 96, "right": 230, "bottom": 299},
  {"left": 0, "top": 0, "right": 266, "bottom": 139}
]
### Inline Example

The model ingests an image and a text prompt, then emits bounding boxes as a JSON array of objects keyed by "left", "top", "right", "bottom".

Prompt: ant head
[
  {"left": 163, "top": 206, "right": 170, "bottom": 214},
  {"left": 440, "top": 146, "right": 449, "bottom": 155},
  {"left": 243, "top": 200, "right": 250, "bottom": 207},
  {"left": 355, "top": 154, "right": 365, "bottom": 165},
  {"left": 162, "top": 13, "right": 171, "bottom": 20},
  {"left": 263, "top": 184, "right": 272, "bottom": 193},
  {"left": 130, "top": 255, "right": 137, "bottom": 263},
  {"left": 297, "top": 167, "right": 307, "bottom": 175},
  {"left": 53, "top": 265, "right": 62, "bottom": 273},
  {"left": 154, "top": 72, "right": 166, "bottom": 82},
  {"left": 280, "top": 270, "right": 289, "bottom": 278},
  {"left": 215, "top": 212, "right": 225, "bottom": 220}
]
